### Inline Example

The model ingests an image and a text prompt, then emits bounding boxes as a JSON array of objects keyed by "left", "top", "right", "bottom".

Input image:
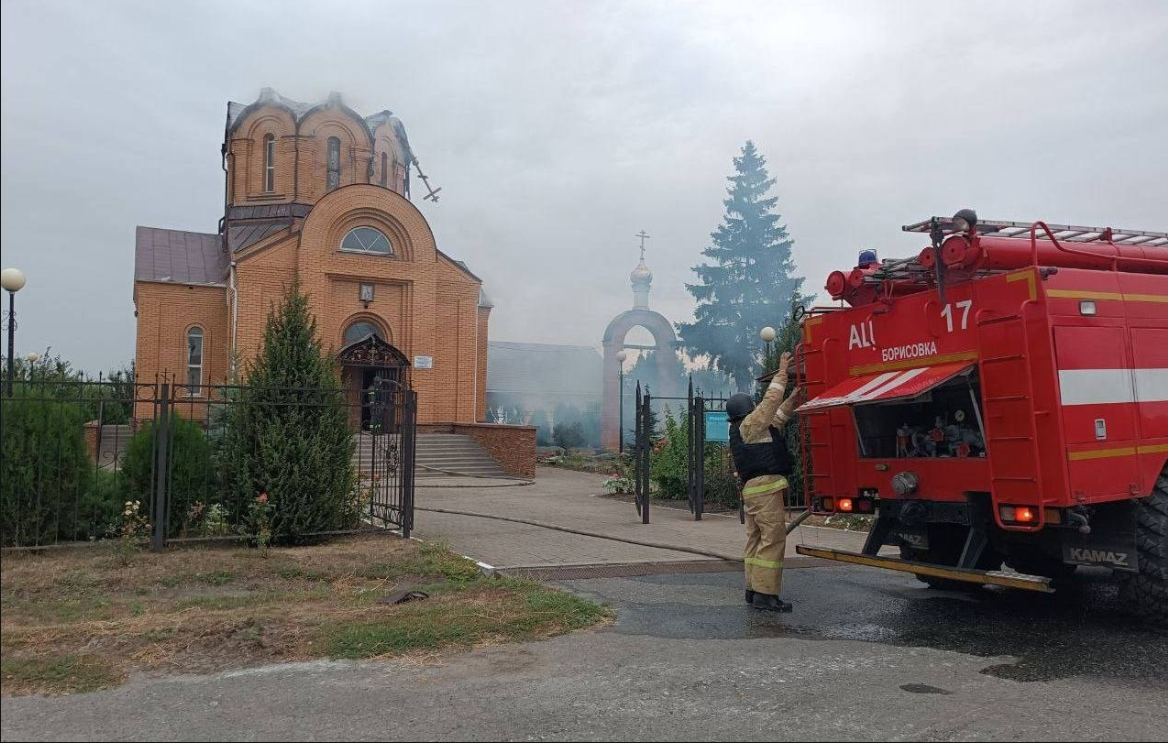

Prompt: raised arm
[{"left": 741, "top": 352, "right": 792, "bottom": 440}]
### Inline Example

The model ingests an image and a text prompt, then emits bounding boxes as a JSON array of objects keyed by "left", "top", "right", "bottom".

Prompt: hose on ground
[{"left": 415, "top": 506, "right": 813, "bottom": 563}]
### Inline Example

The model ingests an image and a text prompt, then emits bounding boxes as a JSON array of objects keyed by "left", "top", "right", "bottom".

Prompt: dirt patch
[{"left": 1, "top": 535, "right": 609, "bottom": 696}]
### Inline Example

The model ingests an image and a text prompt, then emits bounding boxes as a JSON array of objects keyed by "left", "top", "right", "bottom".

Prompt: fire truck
[{"left": 793, "top": 211, "right": 1167, "bottom": 619}]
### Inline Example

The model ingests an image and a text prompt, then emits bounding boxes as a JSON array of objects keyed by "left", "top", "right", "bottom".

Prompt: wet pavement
[{"left": 559, "top": 564, "right": 1168, "bottom": 685}]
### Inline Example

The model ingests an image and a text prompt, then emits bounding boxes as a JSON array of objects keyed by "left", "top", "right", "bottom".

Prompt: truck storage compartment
[
  {"left": 797, "top": 362, "right": 986, "bottom": 460},
  {"left": 853, "top": 369, "right": 986, "bottom": 459}
]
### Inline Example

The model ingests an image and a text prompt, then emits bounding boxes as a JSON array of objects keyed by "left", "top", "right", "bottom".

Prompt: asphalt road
[{"left": 3, "top": 564, "right": 1165, "bottom": 742}]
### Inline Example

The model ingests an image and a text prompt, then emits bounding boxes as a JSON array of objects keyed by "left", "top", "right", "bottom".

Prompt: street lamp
[
  {"left": 2, "top": 268, "right": 26, "bottom": 396},
  {"left": 759, "top": 326, "right": 776, "bottom": 370},
  {"left": 25, "top": 352, "right": 39, "bottom": 382},
  {"left": 616, "top": 350, "right": 628, "bottom": 453}
]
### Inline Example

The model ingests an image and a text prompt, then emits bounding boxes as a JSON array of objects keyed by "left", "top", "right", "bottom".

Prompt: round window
[
  {"left": 343, "top": 321, "right": 384, "bottom": 345},
  {"left": 341, "top": 226, "right": 392, "bottom": 255}
]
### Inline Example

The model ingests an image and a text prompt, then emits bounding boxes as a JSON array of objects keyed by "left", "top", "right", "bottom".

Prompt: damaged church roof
[{"left": 226, "top": 88, "right": 414, "bottom": 165}]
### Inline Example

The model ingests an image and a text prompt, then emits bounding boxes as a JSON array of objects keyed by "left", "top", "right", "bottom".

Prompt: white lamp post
[
  {"left": 616, "top": 350, "right": 628, "bottom": 453},
  {"left": 2, "top": 268, "right": 27, "bottom": 396}
]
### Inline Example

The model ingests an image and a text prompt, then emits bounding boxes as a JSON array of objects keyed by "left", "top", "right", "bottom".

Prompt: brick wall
[
  {"left": 226, "top": 104, "right": 406, "bottom": 206},
  {"left": 421, "top": 422, "right": 538, "bottom": 479},
  {"left": 132, "top": 282, "right": 230, "bottom": 420}
]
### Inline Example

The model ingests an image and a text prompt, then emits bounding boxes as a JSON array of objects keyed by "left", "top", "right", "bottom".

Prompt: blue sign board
[{"left": 704, "top": 411, "right": 730, "bottom": 443}]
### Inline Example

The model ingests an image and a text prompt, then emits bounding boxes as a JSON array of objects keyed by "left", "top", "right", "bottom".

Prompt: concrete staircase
[{"left": 415, "top": 433, "right": 509, "bottom": 478}]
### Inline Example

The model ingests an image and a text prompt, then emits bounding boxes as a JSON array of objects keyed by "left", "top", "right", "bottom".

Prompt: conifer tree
[
  {"left": 220, "top": 281, "right": 358, "bottom": 539},
  {"left": 679, "top": 141, "right": 806, "bottom": 390}
]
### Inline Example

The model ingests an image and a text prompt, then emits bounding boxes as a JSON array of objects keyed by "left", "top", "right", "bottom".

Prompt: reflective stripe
[
  {"left": 1058, "top": 368, "right": 1168, "bottom": 405},
  {"left": 743, "top": 478, "right": 789, "bottom": 497},
  {"left": 745, "top": 557, "right": 784, "bottom": 570}
]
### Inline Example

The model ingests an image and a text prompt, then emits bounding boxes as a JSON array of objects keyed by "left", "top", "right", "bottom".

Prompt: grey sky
[{"left": 2, "top": 0, "right": 1165, "bottom": 372}]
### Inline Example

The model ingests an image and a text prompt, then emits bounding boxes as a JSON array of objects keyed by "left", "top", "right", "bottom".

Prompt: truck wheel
[{"left": 1121, "top": 466, "right": 1168, "bottom": 621}]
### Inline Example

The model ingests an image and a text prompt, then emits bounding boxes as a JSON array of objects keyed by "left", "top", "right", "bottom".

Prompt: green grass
[
  {"left": 272, "top": 564, "right": 329, "bottom": 582},
  {"left": 355, "top": 542, "right": 483, "bottom": 585},
  {"left": 321, "top": 580, "right": 609, "bottom": 659},
  {"left": 0, "top": 654, "right": 123, "bottom": 696}
]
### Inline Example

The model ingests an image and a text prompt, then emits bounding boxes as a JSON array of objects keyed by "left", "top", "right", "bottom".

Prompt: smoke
[{"left": 2, "top": 0, "right": 1165, "bottom": 373}]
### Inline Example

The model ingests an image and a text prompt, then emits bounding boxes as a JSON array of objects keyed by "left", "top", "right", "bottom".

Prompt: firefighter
[{"left": 727, "top": 350, "right": 799, "bottom": 613}]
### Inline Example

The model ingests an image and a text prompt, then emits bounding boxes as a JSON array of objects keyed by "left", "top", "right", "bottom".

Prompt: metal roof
[
  {"left": 227, "top": 220, "right": 290, "bottom": 253},
  {"left": 134, "top": 226, "right": 228, "bottom": 286}
]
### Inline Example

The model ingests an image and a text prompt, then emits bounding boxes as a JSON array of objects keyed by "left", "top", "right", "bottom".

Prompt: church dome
[{"left": 630, "top": 260, "right": 653, "bottom": 284}]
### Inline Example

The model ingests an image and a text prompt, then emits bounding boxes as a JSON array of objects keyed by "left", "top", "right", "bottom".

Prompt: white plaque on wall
[{"left": 414, "top": 355, "right": 434, "bottom": 369}]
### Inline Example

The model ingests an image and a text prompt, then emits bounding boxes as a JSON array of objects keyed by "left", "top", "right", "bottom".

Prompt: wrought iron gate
[{"left": 358, "top": 377, "right": 418, "bottom": 538}]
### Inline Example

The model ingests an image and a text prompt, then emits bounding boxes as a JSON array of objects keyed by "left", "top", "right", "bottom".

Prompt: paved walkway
[{"left": 414, "top": 466, "right": 872, "bottom": 568}]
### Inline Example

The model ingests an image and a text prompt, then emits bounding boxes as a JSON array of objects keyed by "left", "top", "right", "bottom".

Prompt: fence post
[
  {"left": 641, "top": 390, "right": 651, "bottom": 525},
  {"left": 401, "top": 390, "right": 417, "bottom": 539},
  {"left": 686, "top": 378, "right": 694, "bottom": 514},
  {"left": 633, "top": 382, "right": 643, "bottom": 520},
  {"left": 695, "top": 395, "right": 705, "bottom": 521},
  {"left": 151, "top": 382, "right": 171, "bottom": 552}
]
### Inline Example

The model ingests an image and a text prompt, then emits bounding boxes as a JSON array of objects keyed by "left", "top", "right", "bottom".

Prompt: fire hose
[{"left": 413, "top": 505, "right": 815, "bottom": 562}]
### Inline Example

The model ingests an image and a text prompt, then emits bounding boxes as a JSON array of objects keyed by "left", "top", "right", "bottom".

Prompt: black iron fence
[
  {"left": 631, "top": 379, "right": 807, "bottom": 526},
  {"left": 1, "top": 377, "right": 416, "bottom": 549}
]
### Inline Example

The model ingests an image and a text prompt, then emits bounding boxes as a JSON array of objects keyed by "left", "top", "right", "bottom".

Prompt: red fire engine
[{"left": 793, "top": 211, "right": 1167, "bottom": 619}]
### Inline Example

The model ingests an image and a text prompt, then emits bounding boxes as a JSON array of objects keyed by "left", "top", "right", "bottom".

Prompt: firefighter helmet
[{"left": 726, "top": 392, "right": 755, "bottom": 422}]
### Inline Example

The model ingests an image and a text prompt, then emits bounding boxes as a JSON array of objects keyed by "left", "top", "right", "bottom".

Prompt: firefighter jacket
[{"left": 731, "top": 366, "right": 797, "bottom": 491}]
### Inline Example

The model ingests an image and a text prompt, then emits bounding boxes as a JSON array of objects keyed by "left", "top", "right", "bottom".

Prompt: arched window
[
  {"left": 343, "top": 320, "right": 384, "bottom": 346},
  {"left": 340, "top": 226, "right": 392, "bottom": 255},
  {"left": 186, "top": 327, "right": 204, "bottom": 394},
  {"left": 263, "top": 134, "right": 276, "bottom": 192},
  {"left": 380, "top": 152, "right": 388, "bottom": 187},
  {"left": 327, "top": 137, "right": 341, "bottom": 191}
]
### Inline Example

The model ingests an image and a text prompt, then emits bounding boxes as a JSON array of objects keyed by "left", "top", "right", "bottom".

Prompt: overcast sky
[{"left": 2, "top": 0, "right": 1165, "bottom": 372}]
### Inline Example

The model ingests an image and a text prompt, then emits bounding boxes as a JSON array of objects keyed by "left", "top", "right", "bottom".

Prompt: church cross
[{"left": 635, "top": 230, "right": 651, "bottom": 261}]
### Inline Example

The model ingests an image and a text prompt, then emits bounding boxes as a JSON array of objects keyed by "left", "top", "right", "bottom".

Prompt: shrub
[
  {"left": 702, "top": 443, "right": 740, "bottom": 509},
  {"left": 121, "top": 415, "right": 215, "bottom": 538},
  {"left": 78, "top": 469, "right": 130, "bottom": 539},
  {"left": 219, "top": 281, "right": 358, "bottom": 541},
  {"left": 649, "top": 409, "right": 688, "bottom": 499},
  {"left": 553, "top": 421, "right": 586, "bottom": 451},
  {"left": 0, "top": 388, "right": 92, "bottom": 546}
]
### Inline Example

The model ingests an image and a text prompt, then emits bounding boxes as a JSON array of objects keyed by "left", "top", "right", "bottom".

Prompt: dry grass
[{"left": 1, "top": 535, "right": 609, "bottom": 697}]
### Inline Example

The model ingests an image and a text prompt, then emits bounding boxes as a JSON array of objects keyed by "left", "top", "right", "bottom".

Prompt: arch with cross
[{"left": 600, "top": 230, "right": 683, "bottom": 449}]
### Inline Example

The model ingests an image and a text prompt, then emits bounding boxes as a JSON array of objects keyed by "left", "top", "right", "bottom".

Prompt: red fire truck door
[{"left": 1054, "top": 325, "right": 1142, "bottom": 500}]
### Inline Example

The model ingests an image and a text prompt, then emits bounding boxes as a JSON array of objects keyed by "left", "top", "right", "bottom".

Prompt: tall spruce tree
[
  {"left": 678, "top": 141, "right": 805, "bottom": 390},
  {"left": 219, "top": 281, "right": 358, "bottom": 540}
]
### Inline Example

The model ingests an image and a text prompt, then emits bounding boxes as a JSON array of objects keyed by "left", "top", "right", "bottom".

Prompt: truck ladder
[{"left": 975, "top": 304, "right": 1052, "bottom": 532}]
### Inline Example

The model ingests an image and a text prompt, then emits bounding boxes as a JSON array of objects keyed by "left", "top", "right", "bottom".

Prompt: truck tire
[{"left": 1121, "top": 465, "right": 1168, "bottom": 621}]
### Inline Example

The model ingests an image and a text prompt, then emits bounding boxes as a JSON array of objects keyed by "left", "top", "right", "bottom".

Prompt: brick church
[{"left": 133, "top": 89, "right": 492, "bottom": 425}]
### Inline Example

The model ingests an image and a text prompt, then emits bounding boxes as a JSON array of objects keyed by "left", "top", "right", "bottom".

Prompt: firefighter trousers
[{"left": 743, "top": 477, "right": 788, "bottom": 597}]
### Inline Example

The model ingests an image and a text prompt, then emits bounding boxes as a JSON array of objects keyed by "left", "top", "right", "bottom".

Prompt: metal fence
[
  {"left": 631, "top": 380, "right": 808, "bottom": 526},
  {"left": 0, "top": 377, "right": 416, "bottom": 549}
]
